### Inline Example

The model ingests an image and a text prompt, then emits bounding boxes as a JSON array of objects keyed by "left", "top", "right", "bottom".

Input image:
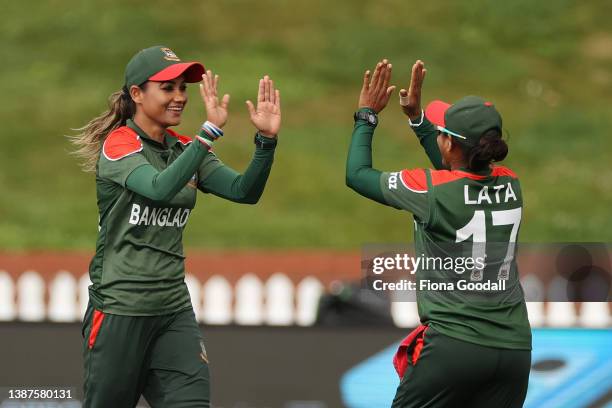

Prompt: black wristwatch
[
  {"left": 254, "top": 132, "right": 278, "bottom": 149},
  {"left": 354, "top": 110, "right": 378, "bottom": 127}
]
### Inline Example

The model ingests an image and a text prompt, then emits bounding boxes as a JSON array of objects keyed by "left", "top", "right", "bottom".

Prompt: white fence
[
  {"left": 0, "top": 270, "right": 609, "bottom": 327},
  {"left": 0, "top": 270, "right": 325, "bottom": 326}
]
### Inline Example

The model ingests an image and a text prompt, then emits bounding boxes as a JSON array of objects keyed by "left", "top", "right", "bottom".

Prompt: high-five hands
[
  {"left": 358, "top": 59, "right": 396, "bottom": 113},
  {"left": 399, "top": 60, "right": 427, "bottom": 121},
  {"left": 199, "top": 70, "right": 230, "bottom": 128},
  {"left": 199, "top": 71, "right": 281, "bottom": 138},
  {"left": 246, "top": 76, "right": 281, "bottom": 138}
]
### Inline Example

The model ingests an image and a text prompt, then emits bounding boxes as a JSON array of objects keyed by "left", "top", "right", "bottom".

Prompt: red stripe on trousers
[{"left": 88, "top": 310, "right": 105, "bottom": 349}]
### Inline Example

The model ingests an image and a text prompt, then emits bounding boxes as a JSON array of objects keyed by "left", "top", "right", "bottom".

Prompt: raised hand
[
  {"left": 358, "top": 59, "right": 396, "bottom": 113},
  {"left": 246, "top": 75, "right": 281, "bottom": 138},
  {"left": 399, "top": 60, "right": 427, "bottom": 120},
  {"left": 199, "top": 69, "right": 231, "bottom": 128}
]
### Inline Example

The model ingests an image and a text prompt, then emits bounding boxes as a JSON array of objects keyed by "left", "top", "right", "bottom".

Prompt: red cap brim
[
  {"left": 424, "top": 100, "right": 451, "bottom": 128},
  {"left": 148, "top": 62, "right": 205, "bottom": 83}
]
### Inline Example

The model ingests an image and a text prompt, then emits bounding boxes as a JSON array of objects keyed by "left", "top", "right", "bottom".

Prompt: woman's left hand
[
  {"left": 358, "top": 59, "right": 396, "bottom": 113},
  {"left": 246, "top": 75, "right": 281, "bottom": 138},
  {"left": 399, "top": 60, "right": 427, "bottom": 121},
  {"left": 199, "top": 70, "right": 230, "bottom": 129}
]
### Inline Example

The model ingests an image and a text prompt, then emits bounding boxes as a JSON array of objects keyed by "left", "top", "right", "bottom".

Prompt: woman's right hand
[
  {"left": 199, "top": 70, "right": 230, "bottom": 129},
  {"left": 358, "top": 59, "right": 396, "bottom": 113},
  {"left": 399, "top": 60, "right": 427, "bottom": 121}
]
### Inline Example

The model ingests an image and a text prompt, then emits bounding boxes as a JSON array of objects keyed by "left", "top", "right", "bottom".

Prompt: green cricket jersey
[
  {"left": 347, "top": 110, "right": 531, "bottom": 350},
  {"left": 89, "top": 120, "right": 275, "bottom": 315}
]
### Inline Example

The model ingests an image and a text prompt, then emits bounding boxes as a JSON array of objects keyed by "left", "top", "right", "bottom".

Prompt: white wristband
[
  {"left": 196, "top": 135, "right": 214, "bottom": 149},
  {"left": 408, "top": 110, "right": 424, "bottom": 127}
]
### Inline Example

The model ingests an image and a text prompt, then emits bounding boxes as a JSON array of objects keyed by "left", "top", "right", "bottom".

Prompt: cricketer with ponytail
[
  {"left": 347, "top": 60, "right": 531, "bottom": 407},
  {"left": 72, "top": 46, "right": 281, "bottom": 407}
]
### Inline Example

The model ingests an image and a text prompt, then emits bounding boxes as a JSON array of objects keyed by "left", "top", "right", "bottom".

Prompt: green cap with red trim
[
  {"left": 124, "top": 45, "right": 205, "bottom": 88},
  {"left": 425, "top": 95, "right": 502, "bottom": 145}
]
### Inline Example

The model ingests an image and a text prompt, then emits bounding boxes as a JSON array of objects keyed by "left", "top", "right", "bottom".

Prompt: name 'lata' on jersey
[{"left": 380, "top": 165, "right": 531, "bottom": 350}]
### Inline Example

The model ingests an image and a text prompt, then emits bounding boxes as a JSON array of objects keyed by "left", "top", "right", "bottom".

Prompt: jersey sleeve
[
  {"left": 98, "top": 128, "right": 150, "bottom": 186},
  {"left": 380, "top": 168, "right": 430, "bottom": 221},
  {"left": 411, "top": 116, "right": 444, "bottom": 170},
  {"left": 345, "top": 112, "right": 386, "bottom": 204},
  {"left": 165, "top": 128, "right": 224, "bottom": 188},
  {"left": 197, "top": 151, "right": 225, "bottom": 188},
  {"left": 197, "top": 147, "right": 275, "bottom": 204}
]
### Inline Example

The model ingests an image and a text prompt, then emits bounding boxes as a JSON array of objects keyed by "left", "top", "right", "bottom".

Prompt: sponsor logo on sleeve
[{"left": 388, "top": 172, "right": 399, "bottom": 190}]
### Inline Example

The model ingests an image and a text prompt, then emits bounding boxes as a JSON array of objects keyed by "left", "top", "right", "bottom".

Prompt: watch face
[{"left": 355, "top": 111, "right": 377, "bottom": 125}]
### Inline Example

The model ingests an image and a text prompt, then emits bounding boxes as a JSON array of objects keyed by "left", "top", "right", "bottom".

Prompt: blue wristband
[{"left": 202, "top": 121, "right": 223, "bottom": 139}]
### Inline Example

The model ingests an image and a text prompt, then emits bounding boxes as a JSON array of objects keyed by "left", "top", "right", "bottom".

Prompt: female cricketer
[
  {"left": 72, "top": 45, "right": 281, "bottom": 407},
  {"left": 346, "top": 60, "right": 531, "bottom": 407}
]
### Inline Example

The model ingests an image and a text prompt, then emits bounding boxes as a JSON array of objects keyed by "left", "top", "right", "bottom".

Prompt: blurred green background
[{"left": 1, "top": 0, "right": 611, "bottom": 250}]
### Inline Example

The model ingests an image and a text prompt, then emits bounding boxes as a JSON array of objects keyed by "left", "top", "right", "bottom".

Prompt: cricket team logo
[{"left": 161, "top": 47, "right": 180, "bottom": 62}]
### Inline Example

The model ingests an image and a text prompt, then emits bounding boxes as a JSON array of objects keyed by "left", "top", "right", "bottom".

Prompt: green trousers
[
  {"left": 392, "top": 326, "right": 531, "bottom": 408},
  {"left": 82, "top": 303, "right": 210, "bottom": 408}
]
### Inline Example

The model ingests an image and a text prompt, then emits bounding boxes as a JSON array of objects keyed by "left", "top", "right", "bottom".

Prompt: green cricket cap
[
  {"left": 425, "top": 95, "right": 502, "bottom": 145},
  {"left": 124, "top": 46, "right": 205, "bottom": 88}
]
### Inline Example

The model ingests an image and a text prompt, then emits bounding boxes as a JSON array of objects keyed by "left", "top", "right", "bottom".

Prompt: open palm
[
  {"left": 199, "top": 69, "right": 230, "bottom": 128},
  {"left": 358, "top": 59, "right": 396, "bottom": 113},
  {"left": 399, "top": 60, "right": 427, "bottom": 120},
  {"left": 246, "top": 75, "right": 281, "bottom": 137}
]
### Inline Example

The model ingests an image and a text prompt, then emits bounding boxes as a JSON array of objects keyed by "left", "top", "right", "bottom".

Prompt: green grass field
[{"left": 1, "top": 0, "right": 611, "bottom": 249}]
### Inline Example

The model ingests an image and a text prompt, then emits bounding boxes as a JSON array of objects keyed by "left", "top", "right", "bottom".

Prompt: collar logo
[{"left": 160, "top": 48, "right": 181, "bottom": 62}]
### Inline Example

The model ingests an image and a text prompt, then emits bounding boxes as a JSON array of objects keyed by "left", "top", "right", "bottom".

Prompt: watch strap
[
  {"left": 354, "top": 109, "right": 378, "bottom": 126},
  {"left": 254, "top": 132, "right": 278, "bottom": 149}
]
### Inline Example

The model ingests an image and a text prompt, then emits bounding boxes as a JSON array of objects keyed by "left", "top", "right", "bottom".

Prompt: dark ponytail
[
  {"left": 69, "top": 86, "right": 137, "bottom": 172},
  {"left": 462, "top": 128, "right": 508, "bottom": 171}
]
